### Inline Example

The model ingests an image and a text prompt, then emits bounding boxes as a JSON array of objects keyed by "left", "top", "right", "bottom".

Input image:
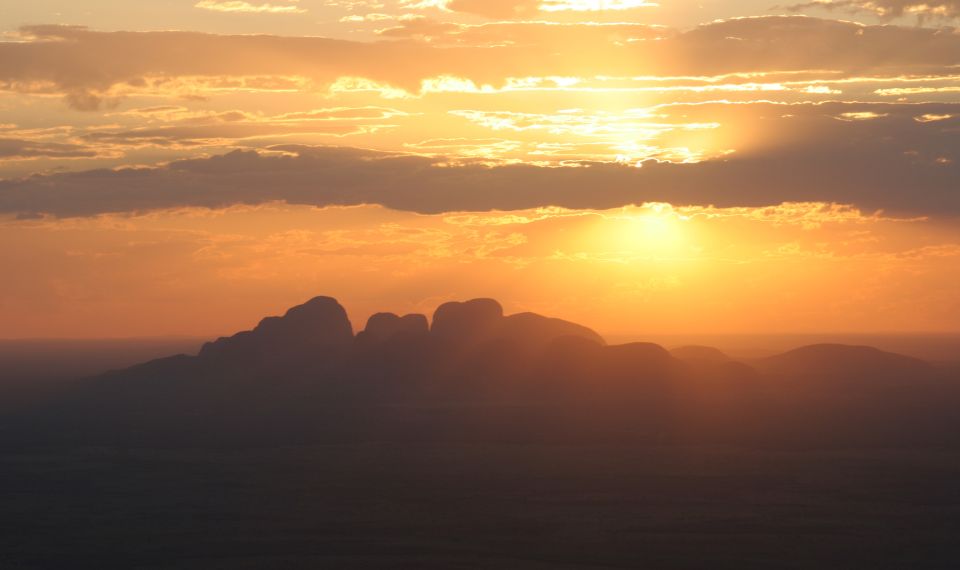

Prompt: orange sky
[{"left": 1, "top": 0, "right": 959, "bottom": 338}]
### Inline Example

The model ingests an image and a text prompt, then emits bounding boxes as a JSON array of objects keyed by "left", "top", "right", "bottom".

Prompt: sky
[{"left": 1, "top": 0, "right": 959, "bottom": 338}]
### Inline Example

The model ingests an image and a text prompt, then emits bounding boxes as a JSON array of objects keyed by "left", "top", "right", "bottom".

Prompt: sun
[
  {"left": 616, "top": 203, "right": 687, "bottom": 255},
  {"left": 576, "top": 203, "right": 689, "bottom": 261}
]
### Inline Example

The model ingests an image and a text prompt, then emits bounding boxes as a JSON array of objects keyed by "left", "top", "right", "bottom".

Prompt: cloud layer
[
  {"left": 3, "top": 18, "right": 959, "bottom": 109},
  {"left": 791, "top": 0, "right": 960, "bottom": 20},
  {"left": 2, "top": 5, "right": 959, "bottom": 337},
  {"left": 2, "top": 101, "right": 957, "bottom": 218}
]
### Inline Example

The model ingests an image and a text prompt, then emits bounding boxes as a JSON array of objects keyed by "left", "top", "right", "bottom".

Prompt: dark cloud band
[
  {"left": 3, "top": 17, "right": 960, "bottom": 110},
  {"left": 2, "top": 102, "right": 957, "bottom": 218}
]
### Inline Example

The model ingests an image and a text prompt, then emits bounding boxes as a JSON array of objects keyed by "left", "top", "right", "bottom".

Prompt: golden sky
[{"left": 1, "top": 0, "right": 959, "bottom": 337}]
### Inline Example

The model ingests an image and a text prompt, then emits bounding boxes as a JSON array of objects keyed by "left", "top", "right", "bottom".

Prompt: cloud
[
  {"left": 3, "top": 17, "right": 959, "bottom": 109},
  {"left": 1, "top": 102, "right": 957, "bottom": 218},
  {"left": 790, "top": 0, "right": 960, "bottom": 20},
  {"left": 440, "top": 0, "right": 655, "bottom": 18},
  {"left": 0, "top": 138, "right": 99, "bottom": 160},
  {"left": 538, "top": 0, "right": 658, "bottom": 11},
  {"left": 194, "top": 0, "right": 307, "bottom": 14},
  {"left": 76, "top": 106, "right": 406, "bottom": 148},
  {"left": 377, "top": 18, "right": 669, "bottom": 46},
  {"left": 444, "top": 0, "right": 540, "bottom": 18}
]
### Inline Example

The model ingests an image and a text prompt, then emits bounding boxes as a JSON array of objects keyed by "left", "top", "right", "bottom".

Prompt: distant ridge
[
  {"left": 754, "top": 343, "right": 934, "bottom": 381},
  {"left": 671, "top": 345, "right": 730, "bottom": 363},
  {"left": 5, "top": 296, "right": 959, "bottom": 449},
  {"left": 199, "top": 296, "right": 354, "bottom": 364}
]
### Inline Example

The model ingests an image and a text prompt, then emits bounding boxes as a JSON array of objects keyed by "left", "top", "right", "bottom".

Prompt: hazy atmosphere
[
  {"left": 3, "top": 2, "right": 960, "bottom": 568},
  {"left": 3, "top": 0, "right": 960, "bottom": 339}
]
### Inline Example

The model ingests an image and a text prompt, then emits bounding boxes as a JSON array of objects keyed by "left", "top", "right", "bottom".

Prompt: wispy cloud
[
  {"left": 194, "top": 0, "right": 306, "bottom": 14},
  {"left": 788, "top": 0, "right": 960, "bottom": 20},
  {"left": 3, "top": 102, "right": 958, "bottom": 219}
]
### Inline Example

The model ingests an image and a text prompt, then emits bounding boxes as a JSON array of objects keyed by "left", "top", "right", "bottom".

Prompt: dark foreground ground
[{"left": 3, "top": 444, "right": 960, "bottom": 569}]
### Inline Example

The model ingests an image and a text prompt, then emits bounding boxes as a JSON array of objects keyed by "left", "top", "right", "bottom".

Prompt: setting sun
[{"left": 3, "top": 1, "right": 960, "bottom": 568}]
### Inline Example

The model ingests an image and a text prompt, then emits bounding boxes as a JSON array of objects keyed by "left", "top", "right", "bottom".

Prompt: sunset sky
[{"left": 1, "top": 0, "right": 959, "bottom": 338}]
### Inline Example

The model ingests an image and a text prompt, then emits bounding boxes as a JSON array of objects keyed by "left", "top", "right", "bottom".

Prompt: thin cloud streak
[{"left": 3, "top": 17, "right": 959, "bottom": 110}]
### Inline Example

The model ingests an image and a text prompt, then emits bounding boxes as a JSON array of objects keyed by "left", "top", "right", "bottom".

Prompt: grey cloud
[
  {"left": 377, "top": 19, "right": 670, "bottom": 46},
  {"left": 0, "top": 138, "right": 99, "bottom": 160},
  {"left": 444, "top": 0, "right": 540, "bottom": 18},
  {"left": 1, "top": 102, "right": 957, "bottom": 218},
  {"left": 78, "top": 120, "right": 389, "bottom": 148},
  {"left": 73, "top": 107, "right": 403, "bottom": 148},
  {"left": 2, "top": 18, "right": 959, "bottom": 110},
  {"left": 790, "top": 0, "right": 960, "bottom": 20}
]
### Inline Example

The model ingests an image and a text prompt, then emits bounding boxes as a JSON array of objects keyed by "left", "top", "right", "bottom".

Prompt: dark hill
[
  {"left": 197, "top": 296, "right": 353, "bottom": 376},
  {"left": 754, "top": 343, "right": 934, "bottom": 382},
  {"left": 431, "top": 298, "right": 504, "bottom": 343},
  {"left": 356, "top": 312, "right": 429, "bottom": 345},
  {"left": 671, "top": 345, "right": 730, "bottom": 363},
  {"left": 500, "top": 312, "right": 606, "bottom": 351},
  {"left": 4, "top": 297, "right": 959, "bottom": 448}
]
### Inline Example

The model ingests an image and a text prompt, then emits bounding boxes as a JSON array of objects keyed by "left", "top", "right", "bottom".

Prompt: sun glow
[
  {"left": 1, "top": 3, "right": 959, "bottom": 338},
  {"left": 575, "top": 204, "right": 691, "bottom": 261},
  {"left": 621, "top": 204, "right": 688, "bottom": 253}
]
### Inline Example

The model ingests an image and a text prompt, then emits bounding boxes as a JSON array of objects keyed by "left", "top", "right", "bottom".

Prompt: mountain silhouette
[
  {"left": 431, "top": 298, "right": 504, "bottom": 342},
  {"left": 183, "top": 296, "right": 358, "bottom": 387},
  {"left": 427, "top": 298, "right": 603, "bottom": 354},
  {"left": 356, "top": 312, "right": 429, "bottom": 345},
  {"left": 671, "top": 345, "right": 731, "bottom": 363},
  {"left": 5, "top": 296, "right": 959, "bottom": 448},
  {"left": 755, "top": 343, "right": 933, "bottom": 382}
]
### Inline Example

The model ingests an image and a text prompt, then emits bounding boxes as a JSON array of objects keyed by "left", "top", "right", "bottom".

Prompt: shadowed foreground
[
  {"left": 3, "top": 296, "right": 960, "bottom": 568},
  {"left": 7, "top": 296, "right": 959, "bottom": 448},
  {"left": 4, "top": 444, "right": 960, "bottom": 569}
]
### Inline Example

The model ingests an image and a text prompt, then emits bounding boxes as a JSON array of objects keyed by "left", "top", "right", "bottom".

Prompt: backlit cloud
[
  {"left": 3, "top": 18, "right": 959, "bottom": 110},
  {"left": 1, "top": 3, "right": 959, "bottom": 337},
  {"left": 2, "top": 102, "right": 957, "bottom": 218},
  {"left": 790, "top": 0, "right": 960, "bottom": 20},
  {"left": 194, "top": 0, "right": 307, "bottom": 14}
]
